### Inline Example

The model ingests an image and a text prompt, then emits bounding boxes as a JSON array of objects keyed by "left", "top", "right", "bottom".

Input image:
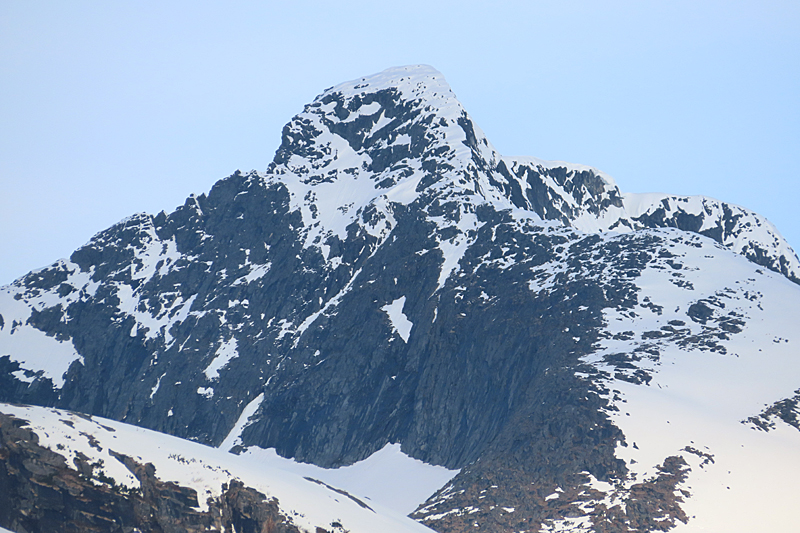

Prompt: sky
[{"left": 1, "top": 1, "right": 798, "bottom": 285}]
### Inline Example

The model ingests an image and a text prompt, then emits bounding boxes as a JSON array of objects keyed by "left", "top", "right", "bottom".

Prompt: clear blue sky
[{"left": 2, "top": 1, "right": 798, "bottom": 285}]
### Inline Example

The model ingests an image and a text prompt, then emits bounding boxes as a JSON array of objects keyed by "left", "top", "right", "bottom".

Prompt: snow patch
[
  {"left": 204, "top": 338, "right": 239, "bottom": 380},
  {"left": 218, "top": 393, "right": 264, "bottom": 452},
  {"left": 241, "top": 443, "right": 459, "bottom": 517},
  {"left": 381, "top": 296, "right": 413, "bottom": 342}
]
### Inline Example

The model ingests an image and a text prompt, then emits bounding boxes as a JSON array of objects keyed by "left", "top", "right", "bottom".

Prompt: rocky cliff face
[{"left": 2, "top": 65, "right": 800, "bottom": 532}]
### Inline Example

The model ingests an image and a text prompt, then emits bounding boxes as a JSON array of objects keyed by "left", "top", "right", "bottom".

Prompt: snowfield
[{"left": 582, "top": 228, "right": 800, "bottom": 532}]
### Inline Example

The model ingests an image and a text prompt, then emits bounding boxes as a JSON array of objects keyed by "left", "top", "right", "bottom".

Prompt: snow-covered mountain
[{"left": 1, "top": 65, "right": 799, "bottom": 532}]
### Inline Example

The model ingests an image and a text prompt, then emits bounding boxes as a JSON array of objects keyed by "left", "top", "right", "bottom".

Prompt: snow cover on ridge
[
  {"left": 109, "top": 215, "right": 196, "bottom": 347},
  {"left": 496, "top": 155, "right": 800, "bottom": 281},
  {"left": 618, "top": 193, "right": 799, "bottom": 277},
  {"left": 0, "top": 212, "right": 202, "bottom": 390},
  {"left": 0, "top": 402, "right": 446, "bottom": 533}
]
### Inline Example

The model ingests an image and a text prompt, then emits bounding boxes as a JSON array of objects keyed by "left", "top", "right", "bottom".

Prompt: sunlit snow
[{"left": 382, "top": 296, "right": 413, "bottom": 342}]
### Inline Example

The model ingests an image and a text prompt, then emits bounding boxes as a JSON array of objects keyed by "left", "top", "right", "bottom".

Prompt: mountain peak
[
  {"left": 324, "top": 64, "right": 453, "bottom": 103},
  {"left": 270, "top": 63, "right": 488, "bottom": 179},
  {"left": 265, "top": 65, "right": 507, "bottom": 253}
]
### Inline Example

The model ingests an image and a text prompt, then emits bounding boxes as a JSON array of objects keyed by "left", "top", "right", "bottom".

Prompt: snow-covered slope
[
  {"left": 0, "top": 402, "right": 455, "bottom": 533},
  {"left": 1, "top": 65, "right": 799, "bottom": 533},
  {"left": 571, "top": 229, "right": 800, "bottom": 531},
  {"left": 590, "top": 230, "right": 800, "bottom": 532}
]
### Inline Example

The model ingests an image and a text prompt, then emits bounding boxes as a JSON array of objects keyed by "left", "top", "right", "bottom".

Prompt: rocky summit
[{"left": 2, "top": 65, "right": 800, "bottom": 533}]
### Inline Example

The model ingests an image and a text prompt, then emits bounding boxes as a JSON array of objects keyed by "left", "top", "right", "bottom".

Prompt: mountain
[{"left": 1, "top": 65, "right": 800, "bottom": 532}]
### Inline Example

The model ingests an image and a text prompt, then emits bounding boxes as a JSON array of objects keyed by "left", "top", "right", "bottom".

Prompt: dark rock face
[
  {"left": 414, "top": 454, "right": 691, "bottom": 533},
  {"left": 0, "top": 356, "right": 58, "bottom": 407},
  {"left": 0, "top": 412, "right": 301, "bottom": 533},
  {"left": 744, "top": 387, "right": 800, "bottom": 432},
  {"left": 1, "top": 65, "right": 798, "bottom": 532},
  {"left": 496, "top": 159, "right": 625, "bottom": 223}
]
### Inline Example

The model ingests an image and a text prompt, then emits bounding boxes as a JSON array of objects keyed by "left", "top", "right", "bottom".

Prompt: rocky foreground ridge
[
  {"left": 0, "top": 411, "right": 300, "bottom": 533},
  {"left": 0, "top": 402, "right": 432, "bottom": 533},
  {"left": 2, "top": 66, "right": 800, "bottom": 532}
]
